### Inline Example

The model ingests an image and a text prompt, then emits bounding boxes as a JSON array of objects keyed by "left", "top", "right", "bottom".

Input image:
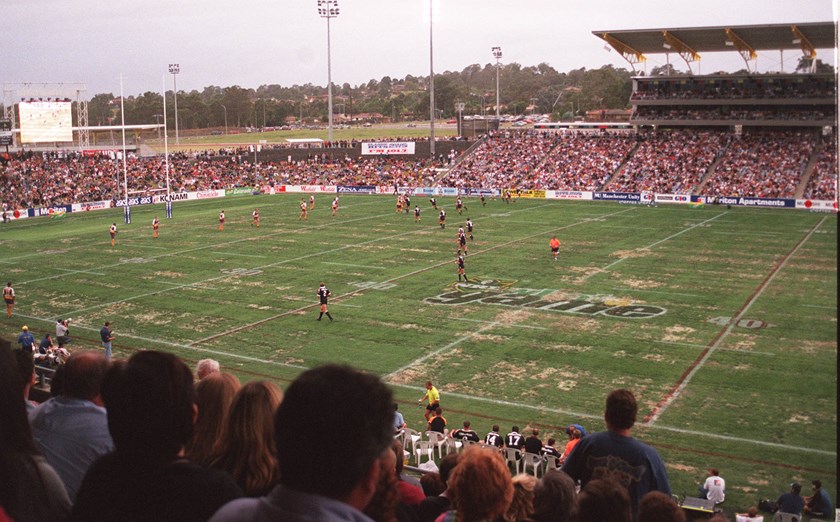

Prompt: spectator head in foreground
[
  {"left": 605, "top": 388, "right": 637, "bottom": 432},
  {"left": 448, "top": 445, "right": 514, "bottom": 522},
  {"left": 62, "top": 350, "right": 111, "bottom": 403},
  {"left": 102, "top": 350, "right": 195, "bottom": 462},
  {"left": 532, "top": 469, "right": 576, "bottom": 522},
  {"left": 576, "top": 477, "right": 632, "bottom": 522},
  {"left": 637, "top": 490, "right": 685, "bottom": 522},
  {"left": 196, "top": 358, "right": 221, "bottom": 380}
]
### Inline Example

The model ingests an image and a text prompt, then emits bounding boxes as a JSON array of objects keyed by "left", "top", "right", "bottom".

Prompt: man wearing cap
[
  {"left": 775, "top": 482, "right": 804, "bottom": 517},
  {"left": 17, "top": 325, "right": 35, "bottom": 352}
]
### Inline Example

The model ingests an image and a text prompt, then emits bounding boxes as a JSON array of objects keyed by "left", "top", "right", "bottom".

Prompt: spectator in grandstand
[
  {"left": 523, "top": 427, "right": 543, "bottom": 455},
  {"left": 196, "top": 358, "right": 221, "bottom": 380},
  {"left": 420, "top": 472, "right": 445, "bottom": 497},
  {"left": 70, "top": 350, "right": 242, "bottom": 521},
  {"left": 185, "top": 371, "right": 241, "bottom": 466},
  {"left": 210, "top": 364, "right": 394, "bottom": 522},
  {"left": 735, "top": 506, "right": 763, "bottom": 522},
  {"left": 803, "top": 479, "right": 834, "bottom": 518},
  {"left": 0, "top": 344, "right": 71, "bottom": 521},
  {"left": 540, "top": 438, "right": 562, "bottom": 467},
  {"left": 501, "top": 473, "right": 537, "bottom": 522},
  {"left": 576, "top": 477, "right": 632, "bottom": 522},
  {"left": 392, "top": 439, "right": 425, "bottom": 507},
  {"left": 16, "top": 325, "right": 35, "bottom": 352},
  {"left": 363, "top": 444, "right": 400, "bottom": 522},
  {"left": 532, "top": 469, "right": 576, "bottom": 522},
  {"left": 417, "top": 452, "right": 460, "bottom": 522},
  {"left": 450, "top": 420, "right": 480, "bottom": 443},
  {"left": 29, "top": 350, "right": 113, "bottom": 503},
  {"left": 393, "top": 402, "right": 407, "bottom": 432},
  {"left": 559, "top": 426, "right": 582, "bottom": 465},
  {"left": 428, "top": 406, "right": 447, "bottom": 433},
  {"left": 774, "top": 482, "right": 804, "bottom": 517},
  {"left": 13, "top": 349, "right": 38, "bottom": 412},
  {"left": 441, "top": 445, "right": 513, "bottom": 522},
  {"left": 637, "top": 491, "right": 685, "bottom": 522},
  {"left": 484, "top": 424, "right": 504, "bottom": 447},
  {"left": 698, "top": 468, "right": 726, "bottom": 505},
  {"left": 562, "top": 388, "right": 670, "bottom": 516},
  {"left": 209, "top": 381, "right": 283, "bottom": 497}
]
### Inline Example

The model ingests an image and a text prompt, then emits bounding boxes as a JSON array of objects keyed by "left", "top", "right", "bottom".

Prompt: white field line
[
  {"left": 210, "top": 251, "right": 267, "bottom": 258},
  {"left": 321, "top": 261, "right": 386, "bottom": 270},
  {"left": 716, "top": 347, "right": 776, "bottom": 356},
  {"left": 453, "top": 317, "right": 548, "bottom": 330},
  {"left": 587, "top": 211, "right": 729, "bottom": 278},
  {"left": 611, "top": 287, "right": 703, "bottom": 298},
  {"left": 644, "top": 215, "right": 829, "bottom": 426},
  {"left": 55, "top": 268, "right": 105, "bottom": 276},
  {"left": 799, "top": 304, "right": 836, "bottom": 310},
  {"left": 384, "top": 322, "right": 499, "bottom": 379}
]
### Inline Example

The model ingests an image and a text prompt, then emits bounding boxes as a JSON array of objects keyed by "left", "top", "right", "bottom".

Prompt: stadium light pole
[
  {"left": 161, "top": 75, "right": 173, "bottom": 218},
  {"left": 455, "top": 101, "right": 465, "bottom": 138},
  {"left": 220, "top": 104, "right": 228, "bottom": 135},
  {"left": 168, "top": 63, "right": 180, "bottom": 145},
  {"left": 428, "top": 0, "right": 435, "bottom": 157},
  {"left": 317, "top": 0, "right": 339, "bottom": 144},
  {"left": 492, "top": 46, "right": 502, "bottom": 120},
  {"left": 119, "top": 73, "right": 130, "bottom": 225}
]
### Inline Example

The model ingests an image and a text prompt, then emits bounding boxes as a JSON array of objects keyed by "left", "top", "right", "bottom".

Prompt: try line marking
[{"left": 643, "top": 215, "right": 829, "bottom": 426}]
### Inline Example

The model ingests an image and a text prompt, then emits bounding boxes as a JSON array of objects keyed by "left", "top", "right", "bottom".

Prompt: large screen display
[{"left": 19, "top": 101, "right": 73, "bottom": 143}]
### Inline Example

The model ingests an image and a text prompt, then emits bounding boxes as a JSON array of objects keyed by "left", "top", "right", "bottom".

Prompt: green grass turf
[{"left": 1, "top": 194, "right": 835, "bottom": 512}]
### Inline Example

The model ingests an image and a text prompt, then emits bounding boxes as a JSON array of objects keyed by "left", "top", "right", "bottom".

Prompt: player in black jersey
[
  {"left": 484, "top": 425, "right": 503, "bottom": 447},
  {"left": 439, "top": 208, "right": 446, "bottom": 229},
  {"left": 465, "top": 218, "right": 474, "bottom": 240},
  {"left": 414, "top": 205, "right": 421, "bottom": 223},
  {"left": 430, "top": 197, "right": 437, "bottom": 209},
  {"left": 456, "top": 252, "right": 467, "bottom": 282},
  {"left": 457, "top": 228, "right": 467, "bottom": 255},
  {"left": 480, "top": 194, "right": 486, "bottom": 207},
  {"left": 317, "top": 282, "right": 333, "bottom": 321}
]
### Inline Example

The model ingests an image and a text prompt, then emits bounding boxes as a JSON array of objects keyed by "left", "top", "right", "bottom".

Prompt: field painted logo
[
  {"left": 426, "top": 279, "right": 666, "bottom": 319},
  {"left": 221, "top": 268, "right": 263, "bottom": 276}
]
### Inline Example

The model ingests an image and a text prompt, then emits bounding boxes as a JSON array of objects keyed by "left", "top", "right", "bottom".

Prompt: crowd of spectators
[
  {"left": 441, "top": 130, "right": 561, "bottom": 190},
  {"left": 704, "top": 130, "right": 815, "bottom": 199},
  {"left": 631, "top": 76, "right": 836, "bottom": 101},
  {"left": 529, "top": 133, "right": 636, "bottom": 191},
  {"left": 803, "top": 134, "right": 838, "bottom": 200},
  {"left": 632, "top": 106, "right": 834, "bottom": 122},
  {"left": 610, "top": 130, "right": 730, "bottom": 194},
  {"left": 1, "top": 127, "right": 836, "bottom": 210}
]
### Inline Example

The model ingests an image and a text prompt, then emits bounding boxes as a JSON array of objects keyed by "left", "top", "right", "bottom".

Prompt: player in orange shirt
[
  {"left": 110, "top": 223, "right": 117, "bottom": 246},
  {"left": 152, "top": 216, "right": 160, "bottom": 238},
  {"left": 3, "top": 282, "right": 14, "bottom": 318},
  {"left": 299, "top": 200, "right": 308, "bottom": 221},
  {"left": 252, "top": 208, "right": 260, "bottom": 227},
  {"left": 309, "top": 194, "right": 315, "bottom": 209},
  {"left": 331, "top": 196, "right": 339, "bottom": 216},
  {"left": 219, "top": 211, "right": 226, "bottom": 231},
  {"left": 550, "top": 236, "right": 561, "bottom": 261}
]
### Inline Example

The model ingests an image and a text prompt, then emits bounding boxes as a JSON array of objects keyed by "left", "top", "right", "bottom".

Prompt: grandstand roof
[{"left": 594, "top": 22, "right": 836, "bottom": 66}]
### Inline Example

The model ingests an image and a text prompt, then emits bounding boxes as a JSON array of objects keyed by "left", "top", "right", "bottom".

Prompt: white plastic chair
[
  {"left": 402, "top": 428, "right": 422, "bottom": 454},
  {"left": 503, "top": 447, "right": 522, "bottom": 473},
  {"left": 426, "top": 431, "right": 447, "bottom": 459},
  {"left": 522, "top": 452, "right": 544, "bottom": 477},
  {"left": 414, "top": 440, "right": 435, "bottom": 465}
]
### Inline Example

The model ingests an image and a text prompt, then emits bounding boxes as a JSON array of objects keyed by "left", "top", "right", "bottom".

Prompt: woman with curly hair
[
  {"left": 209, "top": 381, "right": 283, "bottom": 496},
  {"left": 440, "top": 445, "right": 513, "bottom": 522},
  {"left": 501, "top": 473, "right": 538, "bottom": 522},
  {"left": 185, "top": 372, "right": 241, "bottom": 466}
]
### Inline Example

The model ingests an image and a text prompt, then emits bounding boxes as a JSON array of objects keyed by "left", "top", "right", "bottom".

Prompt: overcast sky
[{"left": 1, "top": 0, "right": 836, "bottom": 98}]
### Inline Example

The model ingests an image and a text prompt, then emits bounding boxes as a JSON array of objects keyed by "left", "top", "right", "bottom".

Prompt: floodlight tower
[
  {"left": 428, "top": 0, "right": 435, "bottom": 157},
  {"left": 168, "top": 63, "right": 180, "bottom": 144},
  {"left": 317, "top": 0, "right": 339, "bottom": 144},
  {"left": 492, "top": 46, "right": 502, "bottom": 120}
]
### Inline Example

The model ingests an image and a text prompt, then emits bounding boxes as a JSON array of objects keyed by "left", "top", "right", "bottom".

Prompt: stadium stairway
[
  {"left": 600, "top": 140, "right": 640, "bottom": 191},
  {"left": 793, "top": 132, "right": 823, "bottom": 199},
  {"left": 693, "top": 139, "right": 732, "bottom": 196}
]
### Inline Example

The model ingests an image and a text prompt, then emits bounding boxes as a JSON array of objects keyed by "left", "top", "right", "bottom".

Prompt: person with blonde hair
[
  {"left": 441, "top": 445, "right": 513, "bottom": 522},
  {"left": 196, "top": 358, "right": 220, "bottom": 380},
  {"left": 185, "top": 372, "right": 241, "bottom": 466},
  {"left": 209, "top": 381, "right": 283, "bottom": 497},
  {"left": 502, "top": 473, "right": 537, "bottom": 522}
]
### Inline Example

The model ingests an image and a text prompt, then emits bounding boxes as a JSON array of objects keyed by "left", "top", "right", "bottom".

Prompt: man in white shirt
[{"left": 700, "top": 468, "right": 726, "bottom": 504}]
